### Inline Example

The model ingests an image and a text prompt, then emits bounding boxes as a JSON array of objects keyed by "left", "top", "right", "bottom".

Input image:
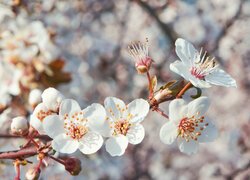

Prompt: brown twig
[
  {"left": 131, "top": 0, "right": 178, "bottom": 45},
  {"left": 176, "top": 82, "right": 193, "bottom": 98},
  {"left": 0, "top": 146, "right": 38, "bottom": 159}
]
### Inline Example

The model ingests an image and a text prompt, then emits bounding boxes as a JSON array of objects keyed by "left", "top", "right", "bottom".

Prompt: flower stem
[
  {"left": 176, "top": 82, "right": 193, "bottom": 98},
  {"left": 14, "top": 162, "right": 21, "bottom": 180},
  {"left": 48, "top": 155, "right": 66, "bottom": 166},
  {"left": 146, "top": 71, "right": 153, "bottom": 99},
  {"left": 154, "top": 107, "right": 169, "bottom": 119}
]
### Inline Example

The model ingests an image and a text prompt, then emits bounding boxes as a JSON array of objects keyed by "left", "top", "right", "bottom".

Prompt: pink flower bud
[
  {"left": 64, "top": 157, "right": 82, "bottom": 176},
  {"left": 11, "top": 116, "right": 29, "bottom": 136},
  {"left": 128, "top": 39, "right": 153, "bottom": 74}
]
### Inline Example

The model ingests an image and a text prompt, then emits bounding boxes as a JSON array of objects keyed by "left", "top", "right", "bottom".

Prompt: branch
[
  {"left": 0, "top": 134, "right": 52, "bottom": 141},
  {"left": 211, "top": 0, "right": 244, "bottom": 53},
  {"left": 0, "top": 146, "right": 38, "bottom": 159},
  {"left": 131, "top": 0, "right": 178, "bottom": 45}
]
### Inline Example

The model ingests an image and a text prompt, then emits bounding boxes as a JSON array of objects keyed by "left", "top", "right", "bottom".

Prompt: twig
[
  {"left": 0, "top": 146, "right": 38, "bottom": 159},
  {"left": 131, "top": 0, "right": 178, "bottom": 45},
  {"left": 176, "top": 82, "right": 193, "bottom": 98}
]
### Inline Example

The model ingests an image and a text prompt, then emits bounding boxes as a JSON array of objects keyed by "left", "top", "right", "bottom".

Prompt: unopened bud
[
  {"left": 25, "top": 167, "right": 41, "bottom": 180},
  {"left": 64, "top": 157, "right": 82, "bottom": 176},
  {"left": 41, "top": 87, "right": 64, "bottom": 112},
  {"left": 29, "top": 89, "right": 42, "bottom": 108},
  {"left": 135, "top": 57, "right": 152, "bottom": 74},
  {"left": 128, "top": 39, "right": 152, "bottom": 74},
  {"left": 11, "top": 116, "right": 29, "bottom": 136}
]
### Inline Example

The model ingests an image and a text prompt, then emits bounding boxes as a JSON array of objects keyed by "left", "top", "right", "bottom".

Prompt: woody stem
[
  {"left": 146, "top": 71, "right": 153, "bottom": 99},
  {"left": 176, "top": 82, "right": 193, "bottom": 98}
]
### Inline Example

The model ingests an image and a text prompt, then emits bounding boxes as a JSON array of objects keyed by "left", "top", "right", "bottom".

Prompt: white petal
[
  {"left": 83, "top": 103, "right": 111, "bottom": 137},
  {"left": 30, "top": 115, "right": 44, "bottom": 134},
  {"left": 104, "top": 97, "right": 126, "bottom": 120},
  {"left": 105, "top": 135, "right": 128, "bottom": 156},
  {"left": 188, "top": 76, "right": 212, "bottom": 89},
  {"left": 127, "top": 99, "right": 149, "bottom": 123},
  {"left": 52, "top": 134, "right": 79, "bottom": 154},
  {"left": 170, "top": 61, "right": 211, "bottom": 88},
  {"left": 126, "top": 124, "right": 145, "bottom": 145},
  {"left": 170, "top": 60, "right": 192, "bottom": 81},
  {"left": 59, "top": 99, "right": 81, "bottom": 116},
  {"left": 159, "top": 121, "right": 178, "bottom": 145},
  {"left": 177, "top": 138, "right": 199, "bottom": 155},
  {"left": 198, "top": 119, "right": 218, "bottom": 143},
  {"left": 42, "top": 88, "right": 64, "bottom": 112},
  {"left": 78, "top": 131, "right": 103, "bottom": 154},
  {"left": 187, "top": 96, "right": 210, "bottom": 117},
  {"left": 43, "top": 115, "right": 64, "bottom": 138},
  {"left": 205, "top": 68, "right": 237, "bottom": 88},
  {"left": 175, "top": 38, "right": 198, "bottom": 66},
  {"left": 169, "top": 99, "right": 188, "bottom": 123}
]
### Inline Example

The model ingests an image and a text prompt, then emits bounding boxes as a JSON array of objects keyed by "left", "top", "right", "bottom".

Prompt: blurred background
[{"left": 0, "top": 0, "right": 249, "bottom": 179}]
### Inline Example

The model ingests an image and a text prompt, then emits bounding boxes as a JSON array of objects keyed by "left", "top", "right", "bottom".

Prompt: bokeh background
[{"left": 0, "top": 0, "right": 249, "bottom": 179}]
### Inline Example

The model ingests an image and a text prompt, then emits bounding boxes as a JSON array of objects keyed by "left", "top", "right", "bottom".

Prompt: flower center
[
  {"left": 178, "top": 115, "right": 208, "bottom": 142},
  {"left": 36, "top": 110, "right": 53, "bottom": 122},
  {"left": 190, "top": 49, "right": 218, "bottom": 79},
  {"left": 63, "top": 111, "right": 88, "bottom": 140},
  {"left": 113, "top": 120, "right": 131, "bottom": 136}
]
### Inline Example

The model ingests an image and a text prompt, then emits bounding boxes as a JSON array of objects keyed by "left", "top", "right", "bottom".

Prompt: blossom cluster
[{"left": 28, "top": 87, "right": 149, "bottom": 156}]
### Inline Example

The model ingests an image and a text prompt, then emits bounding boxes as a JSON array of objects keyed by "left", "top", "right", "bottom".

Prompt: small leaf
[{"left": 151, "top": 75, "right": 157, "bottom": 92}]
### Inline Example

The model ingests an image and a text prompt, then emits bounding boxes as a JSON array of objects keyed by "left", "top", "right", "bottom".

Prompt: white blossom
[
  {"left": 103, "top": 97, "right": 149, "bottom": 156},
  {"left": 41, "top": 87, "right": 64, "bottom": 112},
  {"left": 30, "top": 103, "right": 55, "bottom": 134},
  {"left": 11, "top": 116, "right": 29, "bottom": 135},
  {"left": 29, "top": 89, "right": 42, "bottom": 107},
  {"left": 160, "top": 96, "right": 218, "bottom": 155},
  {"left": 43, "top": 99, "right": 104, "bottom": 154},
  {"left": 170, "top": 38, "right": 237, "bottom": 88}
]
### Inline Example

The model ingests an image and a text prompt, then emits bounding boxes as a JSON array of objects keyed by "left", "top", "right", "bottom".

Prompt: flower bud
[
  {"left": 29, "top": 89, "right": 42, "bottom": 108},
  {"left": 11, "top": 116, "right": 29, "bottom": 136},
  {"left": 25, "top": 167, "right": 41, "bottom": 180},
  {"left": 41, "top": 87, "right": 64, "bottom": 112},
  {"left": 135, "top": 57, "right": 152, "bottom": 74},
  {"left": 128, "top": 39, "right": 152, "bottom": 74},
  {"left": 64, "top": 157, "right": 82, "bottom": 176}
]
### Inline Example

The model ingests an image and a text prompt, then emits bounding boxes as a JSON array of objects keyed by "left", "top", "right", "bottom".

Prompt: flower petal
[
  {"left": 205, "top": 68, "right": 237, "bottom": 88},
  {"left": 170, "top": 61, "right": 211, "bottom": 88},
  {"left": 169, "top": 99, "right": 188, "bottom": 123},
  {"left": 198, "top": 119, "right": 218, "bottom": 143},
  {"left": 177, "top": 138, "right": 199, "bottom": 155},
  {"left": 83, "top": 103, "right": 111, "bottom": 137},
  {"left": 59, "top": 99, "right": 81, "bottom": 116},
  {"left": 187, "top": 96, "right": 210, "bottom": 117},
  {"left": 104, "top": 97, "right": 126, "bottom": 120},
  {"left": 43, "top": 115, "right": 64, "bottom": 138},
  {"left": 127, "top": 99, "right": 149, "bottom": 123},
  {"left": 170, "top": 60, "right": 192, "bottom": 80},
  {"left": 105, "top": 135, "right": 128, "bottom": 156},
  {"left": 126, "top": 124, "right": 145, "bottom": 145},
  {"left": 175, "top": 38, "right": 198, "bottom": 66},
  {"left": 52, "top": 134, "right": 79, "bottom": 154},
  {"left": 78, "top": 131, "right": 103, "bottom": 154},
  {"left": 30, "top": 115, "right": 44, "bottom": 134},
  {"left": 159, "top": 121, "right": 178, "bottom": 145}
]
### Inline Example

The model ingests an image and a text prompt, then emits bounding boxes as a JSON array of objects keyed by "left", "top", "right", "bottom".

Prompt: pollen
[
  {"left": 190, "top": 48, "right": 218, "bottom": 80},
  {"left": 178, "top": 115, "right": 208, "bottom": 142},
  {"left": 113, "top": 120, "right": 131, "bottom": 136},
  {"left": 36, "top": 110, "right": 53, "bottom": 122}
]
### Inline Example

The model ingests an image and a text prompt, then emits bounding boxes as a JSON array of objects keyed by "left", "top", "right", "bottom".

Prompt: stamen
[{"left": 178, "top": 115, "right": 208, "bottom": 142}]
